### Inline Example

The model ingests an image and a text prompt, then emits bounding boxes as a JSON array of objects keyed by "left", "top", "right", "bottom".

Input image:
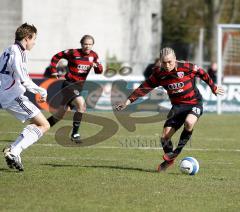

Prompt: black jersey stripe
[{"left": 15, "top": 97, "right": 33, "bottom": 115}]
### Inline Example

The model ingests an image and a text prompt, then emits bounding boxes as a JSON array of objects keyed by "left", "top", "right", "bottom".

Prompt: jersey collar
[{"left": 15, "top": 40, "right": 25, "bottom": 51}]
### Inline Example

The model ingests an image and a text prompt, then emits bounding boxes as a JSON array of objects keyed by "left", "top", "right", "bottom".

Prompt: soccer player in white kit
[{"left": 0, "top": 23, "right": 50, "bottom": 171}]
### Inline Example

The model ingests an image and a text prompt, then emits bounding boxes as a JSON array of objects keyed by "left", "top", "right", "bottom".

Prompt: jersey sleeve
[
  {"left": 12, "top": 49, "right": 47, "bottom": 98},
  {"left": 93, "top": 53, "right": 103, "bottom": 74},
  {"left": 128, "top": 69, "right": 160, "bottom": 103},
  {"left": 49, "top": 49, "right": 71, "bottom": 74},
  {"left": 22, "top": 80, "right": 47, "bottom": 98},
  {"left": 192, "top": 64, "right": 217, "bottom": 94}
]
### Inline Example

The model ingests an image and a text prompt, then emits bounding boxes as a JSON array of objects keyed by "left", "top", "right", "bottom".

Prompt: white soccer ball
[{"left": 179, "top": 157, "right": 199, "bottom": 175}]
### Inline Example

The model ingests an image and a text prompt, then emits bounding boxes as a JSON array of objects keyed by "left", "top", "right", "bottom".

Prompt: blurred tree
[
  {"left": 162, "top": 0, "right": 205, "bottom": 59},
  {"left": 162, "top": 0, "right": 240, "bottom": 62}
]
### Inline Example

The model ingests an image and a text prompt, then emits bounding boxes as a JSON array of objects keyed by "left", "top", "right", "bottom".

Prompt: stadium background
[
  {"left": 2, "top": 0, "right": 240, "bottom": 114},
  {"left": 1, "top": 1, "right": 240, "bottom": 212},
  {"left": 1, "top": 0, "right": 240, "bottom": 112}
]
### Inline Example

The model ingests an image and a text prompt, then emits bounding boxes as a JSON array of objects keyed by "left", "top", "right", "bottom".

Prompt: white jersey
[{"left": 0, "top": 42, "right": 47, "bottom": 108}]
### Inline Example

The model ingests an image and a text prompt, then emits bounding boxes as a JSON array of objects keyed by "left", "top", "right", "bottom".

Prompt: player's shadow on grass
[
  {"left": 0, "top": 167, "right": 18, "bottom": 173},
  {"left": 168, "top": 172, "right": 183, "bottom": 176},
  {"left": 42, "top": 163, "right": 157, "bottom": 173}
]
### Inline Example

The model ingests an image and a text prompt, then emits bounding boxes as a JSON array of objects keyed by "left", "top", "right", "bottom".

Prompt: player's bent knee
[
  {"left": 184, "top": 121, "right": 195, "bottom": 131},
  {"left": 43, "top": 121, "right": 51, "bottom": 131},
  {"left": 38, "top": 119, "right": 50, "bottom": 133},
  {"left": 162, "top": 127, "right": 175, "bottom": 140},
  {"left": 162, "top": 135, "right": 171, "bottom": 141},
  {"left": 75, "top": 108, "right": 85, "bottom": 113},
  {"left": 31, "top": 113, "right": 50, "bottom": 133}
]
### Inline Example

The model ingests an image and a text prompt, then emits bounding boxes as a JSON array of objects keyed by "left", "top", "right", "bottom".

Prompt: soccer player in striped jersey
[
  {"left": 0, "top": 23, "right": 50, "bottom": 171},
  {"left": 115, "top": 47, "right": 224, "bottom": 172},
  {"left": 47, "top": 35, "right": 103, "bottom": 142}
]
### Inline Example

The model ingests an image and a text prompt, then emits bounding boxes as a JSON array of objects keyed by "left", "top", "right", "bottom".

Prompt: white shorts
[{"left": 5, "top": 95, "right": 40, "bottom": 123}]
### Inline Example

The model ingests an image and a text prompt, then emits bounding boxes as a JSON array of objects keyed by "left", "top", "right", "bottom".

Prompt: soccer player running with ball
[
  {"left": 115, "top": 47, "right": 224, "bottom": 172},
  {"left": 0, "top": 23, "right": 50, "bottom": 171},
  {"left": 47, "top": 35, "right": 103, "bottom": 142}
]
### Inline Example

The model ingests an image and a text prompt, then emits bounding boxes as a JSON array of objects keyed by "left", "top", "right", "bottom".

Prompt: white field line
[
  {"left": 0, "top": 141, "right": 239, "bottom": 152},
  {"left": 0, "top": 131, "right": 237, "bottom": 142},
  {"left": 0, "top": 131, "right": 56, "bottom": 136},
  {"left": 0, "top": 131, "right": 239, "bottom": 152}
]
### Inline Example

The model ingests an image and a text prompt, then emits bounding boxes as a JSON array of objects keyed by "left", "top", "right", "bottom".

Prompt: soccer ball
[{"left": 179, "top": 157, "right": 199, "bottom": 175}]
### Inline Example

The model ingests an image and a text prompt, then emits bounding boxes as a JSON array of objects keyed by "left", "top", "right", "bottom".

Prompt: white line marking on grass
[
  {"left": 0, "top": 131, "right": 237, "bottom": 142},
  {"left": 87, "top": 146, "right": 240, "bottom": 152},
  {"left": 0, "top": 141, "right": 239, "bottom": 152},
  {"left": 0, "top": 131, "right": 56, "bottom": 136},
  {"left": 0, "top": 131, "right": 239, "bottom": 152}
]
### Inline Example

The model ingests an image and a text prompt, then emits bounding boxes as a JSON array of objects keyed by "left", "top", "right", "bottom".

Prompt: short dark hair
[
  {"left": 80, "top": 35, "right": 95, "bottom": 44},
  {"left": 15, "top": 23, "right": 37, "bottom": 41}
]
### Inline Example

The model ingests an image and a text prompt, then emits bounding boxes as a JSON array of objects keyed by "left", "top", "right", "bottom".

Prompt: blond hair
[{"left": 160, "top": 47, "right": 176, "bottom": 60}]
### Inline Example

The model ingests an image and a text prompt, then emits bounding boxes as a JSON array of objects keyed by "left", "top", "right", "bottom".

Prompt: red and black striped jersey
[
  {"left": 49, "top": 49, "right": 103, "bottom": 82},
  {"left": 128, "top": 61, "right": 217, "bottom": 105}
]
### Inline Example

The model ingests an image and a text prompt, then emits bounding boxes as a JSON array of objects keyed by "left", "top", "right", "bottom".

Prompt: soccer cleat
[
  {"left": 157, "top": 160, "right": 174, "bottom": 172},
  {"left": 71, "top": 133, "right": 81, "bottom": 143},
  {"left": 163, "top": 152, "right": 178, "bottom": 162},
  {"left": 3, "top": 148, "right": 24, "bottom": 171},
  {"left": 8, "top": 154, "right": 24, "bottom": 171},
  {"left": 3, "top": 147, "right": 14, "bottom": 169}
]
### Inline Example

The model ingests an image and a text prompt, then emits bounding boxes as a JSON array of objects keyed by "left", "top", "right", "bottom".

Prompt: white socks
[{"left": 10, "top": 125, "right": 43, "bottom": 156}]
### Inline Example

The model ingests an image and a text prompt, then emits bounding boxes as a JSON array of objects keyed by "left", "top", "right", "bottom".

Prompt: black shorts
[
  {"left": 60, "top": 80, "right": 83, "bottom": 108},
  {"left": 164, "top": 104, "right": 203, "bottom": 131}
]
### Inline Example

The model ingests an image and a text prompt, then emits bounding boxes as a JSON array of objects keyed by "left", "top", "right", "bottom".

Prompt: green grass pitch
[{"left": 0, "top": 111, "right": 240, "bottom": 212}]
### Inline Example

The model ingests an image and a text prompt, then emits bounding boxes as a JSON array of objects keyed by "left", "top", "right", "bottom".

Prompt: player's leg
[
  {"left": 3, "top": 97, "right": 50, "bottom": 171},
  {"left": 47, "top": 81, "right": 71, "bottom": 127},
  {"left": 160, "top": 106, "right": 178, "bottom": 154},
  {"left": 47, "top": 105, "right": 68, "bottom": 127},
  {"left": 161, "top": 127, "right": 175, "bottom": 154},
  {"left": 157, "top": 106, "right": 185, "bottom": 172},
  {"left": 157, "top": 126, "right": 176, "bottom": 172},
  {"left": 161, "top": 105, "right": 185, "bottom": 160},
  {"left": 70, "top": 96, "right": 86, "bottom": 141},
  {"left": 10, "top": 112, "right": 50, "bottom": 155},
  {"left": 173, "top": 104, "right": 202, "bottom": 156},
  {"left": 173, "top": 114, "right": 198, "bottom": 155},
  {"left": 157, "top": 106, "right": 184, "bottom": 172}
]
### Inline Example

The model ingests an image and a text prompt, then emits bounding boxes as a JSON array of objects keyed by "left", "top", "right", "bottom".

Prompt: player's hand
[
  {"left": 215, "top": 86, "right": 224, "bottom": 95},
  {"left": 51, "top": 73, "right": 59, "bottom": 79},
  {"left": 92, "top": 62, "right": 98, "bottom": 68},
  {"left": 115, "top": 99, "right": 131, "bottom": 111},
  {"left": 37, "top": 96, "right": 47, "bottom": 103},
  {"left": 115, "top": 103, "right": 126, "bottom": 111}
]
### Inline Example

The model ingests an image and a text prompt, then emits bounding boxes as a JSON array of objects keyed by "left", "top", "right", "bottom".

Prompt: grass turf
[{"left": 0, "top": 111, "right": 240, "bottom": 212}]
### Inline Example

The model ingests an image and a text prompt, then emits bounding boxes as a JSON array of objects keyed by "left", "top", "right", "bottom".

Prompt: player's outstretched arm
[
  {"left": 215, "top": 86, "right": 225, "bottom": 95},
  {"left": 115, "top": 72, "right": 159, "bottom": 111},
  {"left": 115, "top": 99, "right": 131, "bottom": 111}
]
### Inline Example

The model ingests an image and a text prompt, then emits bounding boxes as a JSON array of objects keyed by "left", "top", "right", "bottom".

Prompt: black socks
[
  {"left": 174, "top": 129, "right": 193, "bottom": 155},
  {"left": 161, "top": 138, "right": 173, "bottom": 153},
  {"left": 72, "top": 112, "right": 83, "bottom": 135},
  {"left": 47, "top": 116, "right": 60, "bottom": 127}
]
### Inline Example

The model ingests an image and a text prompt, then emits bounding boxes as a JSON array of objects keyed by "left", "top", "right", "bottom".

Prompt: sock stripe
[
  {"left": 26, "top": 125, "right": 42, "bottom": 138},
  {"left": 32, "top": 127, "right": 42, "bottom": 138}
]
